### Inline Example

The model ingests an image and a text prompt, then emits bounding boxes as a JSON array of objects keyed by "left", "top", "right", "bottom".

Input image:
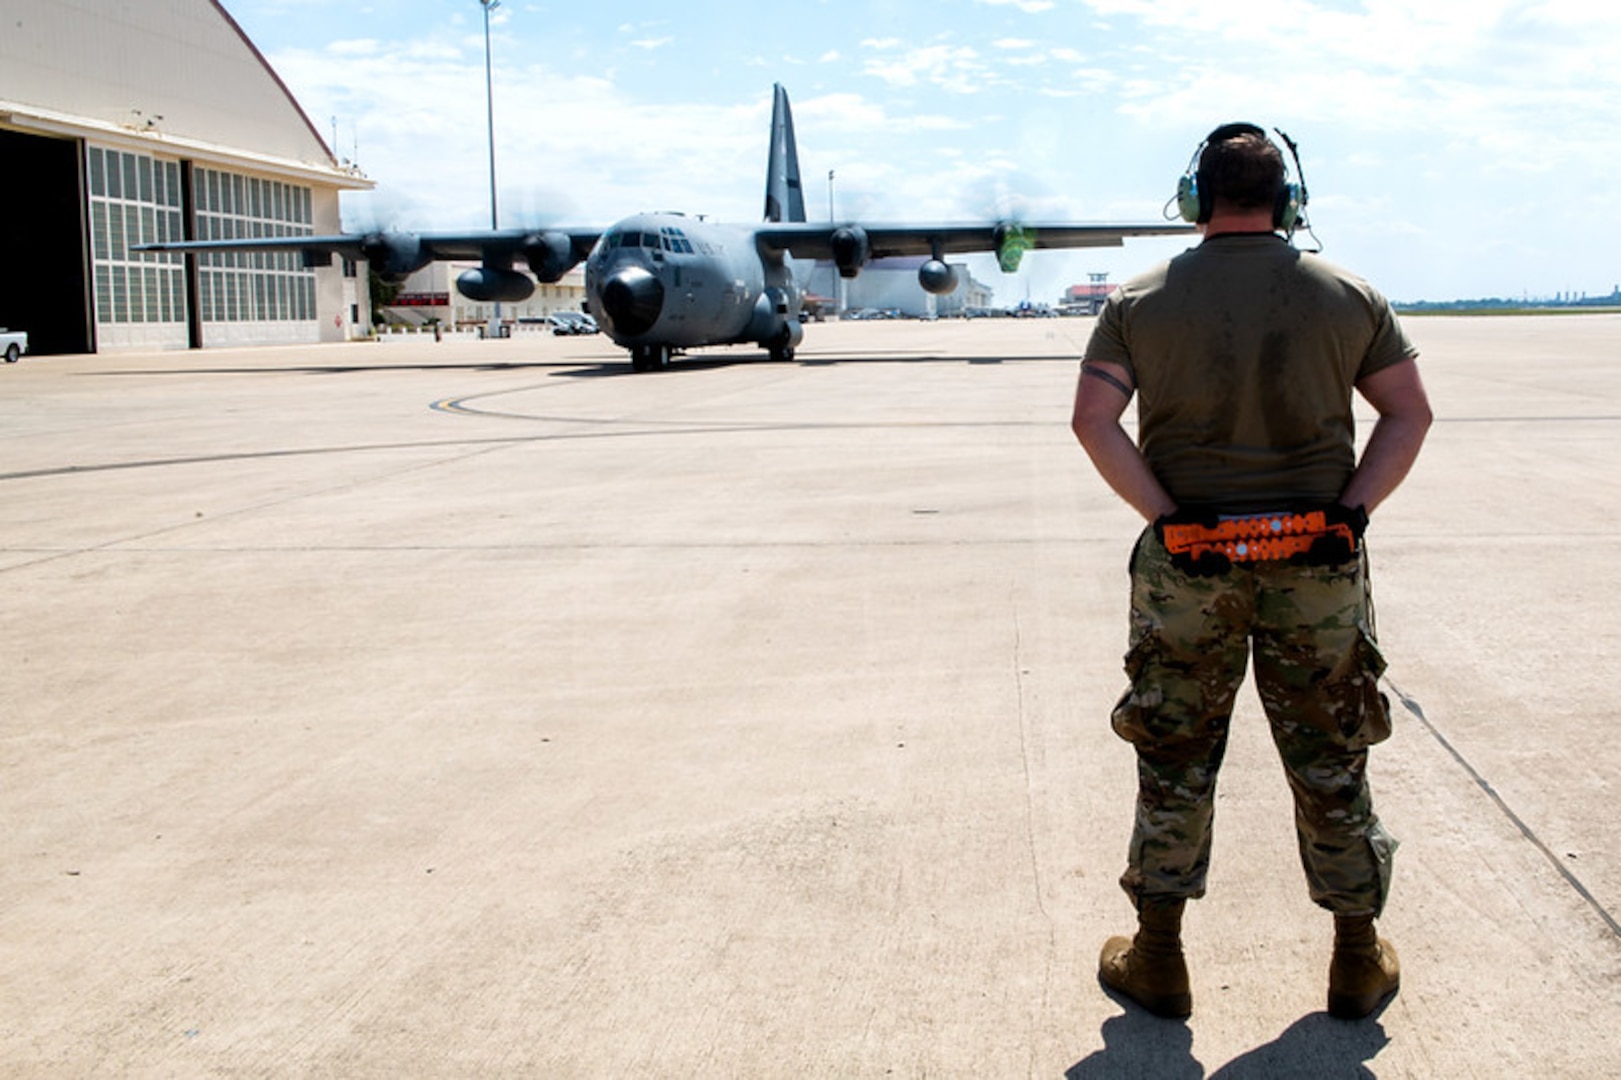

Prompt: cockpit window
[
  {"left": 658, "top": 227, "right": 694, "bottom": 254},
  {"left": 602, "top": 230, "right": 655, "bottom": 249},
  {"left": 600, "top": 226, "right": 694, "bottom": 254}
]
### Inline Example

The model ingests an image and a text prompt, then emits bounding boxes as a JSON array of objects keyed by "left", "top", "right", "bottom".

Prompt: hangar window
[
  {"left": 194, "top": 166, "right": 315, "bottom": 325},
  {"left": 89, "top": 145, "right": 319, "bottom": 332},
  {"left": 88, "top": 146, "right": 185, "bottom": 328}
]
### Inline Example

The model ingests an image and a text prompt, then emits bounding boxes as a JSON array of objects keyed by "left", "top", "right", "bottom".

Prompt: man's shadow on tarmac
[{"left": 1067, "top": 992, "right": 1390, "bottom": 1079}]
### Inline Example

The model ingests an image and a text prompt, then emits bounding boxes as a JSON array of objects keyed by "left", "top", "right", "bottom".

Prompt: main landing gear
[
  {"left": 767, "top": 317, "right": 803, "bottom": 364},
  {"left": 630, "top": 344, "right": 671, "bottom": 372}
]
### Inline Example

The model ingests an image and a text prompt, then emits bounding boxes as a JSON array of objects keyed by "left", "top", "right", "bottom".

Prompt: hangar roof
[{"left": 0, "top": 0, "right": 369, "bottom": 189}]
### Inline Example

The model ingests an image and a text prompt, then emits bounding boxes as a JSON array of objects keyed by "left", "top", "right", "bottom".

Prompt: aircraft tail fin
[{"left": 763, "top": 84, "right": 807, "bottom": 224}]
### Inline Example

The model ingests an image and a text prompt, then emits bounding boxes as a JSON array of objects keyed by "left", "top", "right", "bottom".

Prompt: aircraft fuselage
[{"left": 585, "top": 212, "right": 803, "bottom": 370}]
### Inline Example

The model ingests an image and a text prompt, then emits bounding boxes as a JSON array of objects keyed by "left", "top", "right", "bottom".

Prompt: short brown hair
[{"left": 1199, "top": 133, "right": 1285, "bottom": 213}]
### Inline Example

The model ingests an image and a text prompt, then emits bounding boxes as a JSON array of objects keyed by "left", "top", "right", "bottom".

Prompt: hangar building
[
  {"left": 0, "top": 0, "right": 372, "bottom": 355},
  {"left": 811, "top": 258, "right": 995, "bottom": 318}
]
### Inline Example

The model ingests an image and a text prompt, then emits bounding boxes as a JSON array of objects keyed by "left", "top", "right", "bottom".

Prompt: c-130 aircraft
[{"left": 139, "top": 86, "right": 1191, "bottom": 371}]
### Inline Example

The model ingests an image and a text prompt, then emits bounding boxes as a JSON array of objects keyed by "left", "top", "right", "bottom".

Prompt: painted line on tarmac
[
  {"left": 0, "top": 416, "right": 1044, "bottom": 483},
  {"left": 0, "top": 437, "right": 535, "bottom": 482},
  {"left": 1386, "top": 678, "right": 1621, "bottom": 938},
  {"left": 430, "top": 394, "right": 1045, "bottom": 431}
]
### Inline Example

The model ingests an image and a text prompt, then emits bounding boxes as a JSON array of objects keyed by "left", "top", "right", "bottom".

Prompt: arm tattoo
[{"left": 1082, "top": 362, "right": 1134, "bottom": 398}]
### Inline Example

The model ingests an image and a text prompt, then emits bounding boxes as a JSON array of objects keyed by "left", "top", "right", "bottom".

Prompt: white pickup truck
[{"left": 2, "top": 327, "right": 27, "bottom": 364}]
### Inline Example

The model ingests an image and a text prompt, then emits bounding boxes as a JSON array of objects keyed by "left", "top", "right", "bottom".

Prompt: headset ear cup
[
  {"left": 1275, "top": 183, "right": 1301, "bottom": 232},
  {"left": 1176, "top": 174, "right": 1201, "bottom": 224}
]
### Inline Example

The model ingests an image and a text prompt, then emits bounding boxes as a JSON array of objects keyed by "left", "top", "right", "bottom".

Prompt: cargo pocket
[
  {"left": 1334, "top": 625, "right": 1392, "bottom": 749},
  {"left": 1110, "top": 630, "right": 1175, "bottom": 747},
  {"left": 1111, "top": 528, "right": 1163, "bottom": 746}
]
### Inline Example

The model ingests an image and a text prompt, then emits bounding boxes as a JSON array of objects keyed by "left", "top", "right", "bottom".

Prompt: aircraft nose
[{"left": 599, "top": 266, "right": 664, "bottom": 337}]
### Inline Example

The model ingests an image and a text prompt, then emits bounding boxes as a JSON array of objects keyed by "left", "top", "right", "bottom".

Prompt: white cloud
[
  {"left": 266, "top": 40, "right": 767, "bottom": 229},
  {"left": 237, "top": 0, "right": 1621, "bottom": 299},
  {"left": 861, "top": 44, "right": 991, "bottom": 93},
  {"left": 326, "top": 39, "right": 381, "bottom": 57},
  {"left": 976, "top": 0, "right": 1058, "bottom": 12}
]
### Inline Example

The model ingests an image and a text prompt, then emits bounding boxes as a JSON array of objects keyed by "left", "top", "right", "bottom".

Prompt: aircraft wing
[
  {"left": 133, "top": 232, "right": 369, "bottom": 257},
  {"left": 755, "top": 221, "right": 1194, "bottom": 272},
  {"left": 133, "top": 228, "right": 604, "bottom": 281}
]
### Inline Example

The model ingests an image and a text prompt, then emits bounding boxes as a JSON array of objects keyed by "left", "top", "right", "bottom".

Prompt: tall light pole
[
  {"left": 481, "top": 0, "right": 500, "bottom": 230},
  {"left": 479, "top": 0, "right": 501, "bottom": 334},
  {"left": 827, "top": 170, "right": 841, "bottom": 315}
]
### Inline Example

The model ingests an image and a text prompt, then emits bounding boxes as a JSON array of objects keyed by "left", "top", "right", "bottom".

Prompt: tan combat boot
[
  {"left": 1327, "top": 913, "right": 1400, "bottom": 1019},
  {"left": 1099, "top": 898, "right": 1192, "bottom": 1018}
]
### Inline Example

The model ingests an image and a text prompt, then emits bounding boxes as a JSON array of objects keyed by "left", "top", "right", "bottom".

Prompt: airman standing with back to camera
[{"left": 1070, "top": 122, "right": 1432, "bottom": 1020}]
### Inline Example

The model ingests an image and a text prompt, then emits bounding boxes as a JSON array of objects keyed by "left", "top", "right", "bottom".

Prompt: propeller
[{"left": 339, "top": 185, "right": 420, "bottom": 239}]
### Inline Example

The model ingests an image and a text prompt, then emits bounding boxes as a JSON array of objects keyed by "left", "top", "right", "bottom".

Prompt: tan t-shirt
[{"left": 1084, "top": 234, "right": 1418, "bottom": 513}]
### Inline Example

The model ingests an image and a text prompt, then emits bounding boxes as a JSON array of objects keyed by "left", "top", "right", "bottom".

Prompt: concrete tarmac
[{"left": 2, "top": 315, "right": 1618, "bottom": 1077}]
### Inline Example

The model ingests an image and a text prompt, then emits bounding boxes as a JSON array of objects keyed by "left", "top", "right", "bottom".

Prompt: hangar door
[{"left": 0, "top": 129, "right": 93, "bottom": 355}]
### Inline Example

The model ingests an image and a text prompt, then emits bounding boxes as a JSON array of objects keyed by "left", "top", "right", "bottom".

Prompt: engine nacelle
[
  {"left": 456, "top": 266, "right": 536, "bottom": 303},
  {"left": 522, "top": 232, "right": 579, "bottom": 284},
  {"left": 361, "top": 232, "right": 432, "bottom": 284},
  {"left": 992, "top": 223, "right": 1033, "bottom": 273},
  {"left": 830, "top": 225, "right": 870, "bottom": 279},
  {"left": 918, "top": 259, "right": 959, "bottom": 296}
]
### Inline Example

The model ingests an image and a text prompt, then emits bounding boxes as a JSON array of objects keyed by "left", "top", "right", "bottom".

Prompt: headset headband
[
  {"left": 1173, "top": 122, "right": 1307, "bottom": 235},
  {"left": 1205, "top": 122, "right": 1266, "bottom": 145}
]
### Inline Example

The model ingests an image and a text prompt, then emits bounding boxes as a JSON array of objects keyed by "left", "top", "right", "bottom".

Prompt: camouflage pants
[{"left": 1111, "top": 526, "right": 1397, "bottom": 916}]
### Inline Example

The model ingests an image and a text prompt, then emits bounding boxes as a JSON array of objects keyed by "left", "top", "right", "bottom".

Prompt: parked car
[
  {"left": 1, "top": 327, "right": 27, "bottom": 364},
  {"left": 549, "top": 312, "right": 599, "bottom": 336}
]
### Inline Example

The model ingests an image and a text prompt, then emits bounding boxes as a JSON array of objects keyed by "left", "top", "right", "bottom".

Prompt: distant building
[
  {"left": 1063, "top": 273, "right": 1117, "bottom": 315},
  {"left": 0, "top": 1, "right": 372, "bottom": 353},
  {"left": 388, "top": 263, "right": 589, "bottom": 330},
  {"left": 809, "top": 257, "right": 995, "bottom": 318}
]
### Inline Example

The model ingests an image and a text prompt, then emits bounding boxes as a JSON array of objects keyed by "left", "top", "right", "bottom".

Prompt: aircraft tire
[
  {"left": 631, "top": 345, "right": 669, "bottom": 372},
  {"left": 769, "top": 345, "right": 795, "bottom": 363}
]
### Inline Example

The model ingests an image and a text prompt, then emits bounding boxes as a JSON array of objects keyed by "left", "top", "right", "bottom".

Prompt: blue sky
[{"left": 226, "top": 0, "right": 1621, "bottom": 304}]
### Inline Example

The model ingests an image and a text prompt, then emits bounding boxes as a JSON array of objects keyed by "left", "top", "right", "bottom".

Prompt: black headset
[{"left": 1174, "top": 122, "right": 1308, "bottom": 234}]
